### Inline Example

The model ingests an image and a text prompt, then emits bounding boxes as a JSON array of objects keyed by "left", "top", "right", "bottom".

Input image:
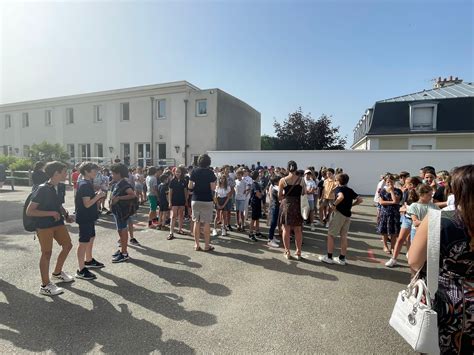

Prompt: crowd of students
[
  {"left": 23, "top": 156, "right": 473, "bottom": 354},
  {"left": 25, "top": 155, "right": 364, "bottom": 294}
]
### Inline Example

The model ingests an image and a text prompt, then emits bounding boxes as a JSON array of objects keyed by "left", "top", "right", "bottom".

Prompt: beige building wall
[
  {"left": 436, "top": 135, "right": 474, "bottom": 149},
  {"left": 378, "top": 138, "right": 408, "bottom": 149}
]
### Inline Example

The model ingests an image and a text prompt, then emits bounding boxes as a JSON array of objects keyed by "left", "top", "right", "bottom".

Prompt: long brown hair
[{"left": 450, "top": 165, "right": 474, "bottom": 246}]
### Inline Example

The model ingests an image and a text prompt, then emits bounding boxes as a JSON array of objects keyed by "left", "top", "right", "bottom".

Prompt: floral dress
[
  {"left": 434, "top": 210, "right": 473, "bottom": 354},
  {"left": 376, "top": 188, "right": 402, "bottom": 235}
]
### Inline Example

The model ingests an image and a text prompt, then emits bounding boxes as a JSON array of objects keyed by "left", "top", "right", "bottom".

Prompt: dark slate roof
[
  {"left": 379, "top": 82, "right": 474, "bottom": 102},
  {"left": 367, "top": 96, "right": 474, "bottom": 136}
]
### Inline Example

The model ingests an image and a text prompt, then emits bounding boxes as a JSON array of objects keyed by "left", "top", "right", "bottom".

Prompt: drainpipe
[
  {"left": 150, "top": 97, "right": 155, "bottom": 166},
  {"left": 184, "top": 98, "right": 188, "bottom": 166}
]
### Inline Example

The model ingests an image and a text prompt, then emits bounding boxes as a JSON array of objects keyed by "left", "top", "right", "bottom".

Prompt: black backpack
[
  {"left": 113, "top": 183, "right": 139, "bottom": 221},
  {"left": 23, "top": 192, "right": 37, "bottom": 232}
]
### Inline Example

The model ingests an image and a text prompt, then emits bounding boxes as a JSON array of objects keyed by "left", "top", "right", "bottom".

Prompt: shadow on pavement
[
  {"left": 131, "top": 259, "right": 232, "bottom": 297},
  {"left": 88, "top": 270, "right": 217, "bottom": 327},
  {"left": 134, "top": 245, "right": 202, "bottom": 268},
  {"left": 0, "top": 279, "right": 195, "bottom": 354}
]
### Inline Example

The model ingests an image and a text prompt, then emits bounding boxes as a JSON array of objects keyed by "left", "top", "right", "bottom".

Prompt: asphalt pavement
[{"left": 0, "top": 186, "right": 414, "bottom": 354}]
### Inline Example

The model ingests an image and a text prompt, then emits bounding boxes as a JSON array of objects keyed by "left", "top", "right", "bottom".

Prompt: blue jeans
[{"left": 268, "top": 205, "right": 280, "bottom": 240}]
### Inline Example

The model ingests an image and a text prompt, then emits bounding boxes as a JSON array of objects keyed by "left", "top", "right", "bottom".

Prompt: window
[
  {"left": 23, "top": 145, "right": 30, "bottom": 157},
  {"left": 411, "top": 145, "right": 433, "bottom": 150},
  {"left": 120, "top": 143, "right": 130, "bottom": 165},
  {"left": 67, "top": 144, "right": 75, "bottom": 158},
  {"left": 158, "top": 143, "right": 166, "bottom": 159},
  {"left": 66, "top": 108, "right": 74, "bottom": 124},
  {"left": 196, "top": 99, "right": 207, "bottom": 116},
  {"left": 45, "top": 110, "right": 53, "bottom": 126},
  {"left": 4, "top": 114, "right": 11, "bottom": 129},
  {"left": 410, "top": 103, "right": 437, "bottom": 131},
  {"left": 156, "top": 99, "right": 166, "bottom": 119},
  {"left": 95, "top": 143, "right": 103, "bottom": 157},
  {"left": 22, "top": 113, "right": 29, "bottom": 128},
  {"left": 93, "top": 105, "right": 103, "bottom": 122},
  {"left": 3, "top": 145, "right": 12, "bottom": 156},
  {"left": 121, "top": 102, "right": 130, "bottom": 121},
  {"left": 78, "top": 144, "right": 91, "bottom": 159}
]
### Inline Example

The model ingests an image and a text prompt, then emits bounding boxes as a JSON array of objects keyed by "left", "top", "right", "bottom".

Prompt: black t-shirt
[
  {"left": 250, "top": 181, "right": 262, "bottom": 205},
  {"left": 75, "top": 179, "right": 99, "bottom": 224},
  {"left": 190, "top": 168, "right": 216, "bottom": 202},
  {"left": 334, "top": 186, "right": 358, "bottom": 217},
  {"left": 32, "top": 171, "right": 49, "bottom": 186},
  {"left": 31, "top": 183, "right": 65, "bottom": 229},
  {"left": 158, "top": 183, "right": 169, "bottom": 205},
  {"left": 111, "top": 179, "right": 133, "bottom": 217},
  {"left": 169, "top": 178, "right": 186, "bottom": 206},
  {"left": 433, "top": 186, "right": 446, "bottom": 202}
]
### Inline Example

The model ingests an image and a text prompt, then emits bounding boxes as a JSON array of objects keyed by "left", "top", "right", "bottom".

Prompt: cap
[{"left": 304, "top": 169, "right": 312, "bottom": 175}]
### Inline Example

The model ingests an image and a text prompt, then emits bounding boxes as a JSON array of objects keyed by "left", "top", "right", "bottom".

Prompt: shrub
[{"left": 9, "top": 158, "right": 33, "bottom": 171}]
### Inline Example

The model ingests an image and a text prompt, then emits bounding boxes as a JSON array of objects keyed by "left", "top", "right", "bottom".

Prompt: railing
[{"left": 1, "top": 170, "right": 32, "bottom": 191}]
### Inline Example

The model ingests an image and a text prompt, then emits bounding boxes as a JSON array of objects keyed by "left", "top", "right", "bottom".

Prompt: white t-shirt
[
  {"left": 374, "top": 180, "right": 385, "bottom": 203},
  {"left": 234, "top": 179, "right": 248, "bottom": 200},
  {"left": 146, "top": 175, "right": 158, "bottom": 196},
  {"left": 305, "top": 178, "right": 317, "bottom": 201},
  {"left": 216, "top": 186, "right": 231, "bottom": 198}
]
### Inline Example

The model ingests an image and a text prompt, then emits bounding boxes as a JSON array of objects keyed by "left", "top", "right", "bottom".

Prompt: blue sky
[{"left": 1, "top": 0, "right": 473, "bottom": 146}]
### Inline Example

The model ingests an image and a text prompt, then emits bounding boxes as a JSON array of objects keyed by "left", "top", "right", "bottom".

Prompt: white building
[{"left": 0, "top": 81, "right": 261, "bottom": 166}]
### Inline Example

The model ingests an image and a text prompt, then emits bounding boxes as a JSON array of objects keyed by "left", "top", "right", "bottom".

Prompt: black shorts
[
  {"left": 159, "top": 203, "right": 170, "bottom": 212},
  {"left": 78, "top": 222, "right": 96, "bottom": 243},
  {"left": 251, "top": 203, "right": 262, "bottom": 221}
]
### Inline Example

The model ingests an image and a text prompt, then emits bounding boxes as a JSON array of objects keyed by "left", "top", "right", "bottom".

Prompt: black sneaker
[
  {"left": 76, "top": 267, "right": 97, "bottom": 280},
  {"left": 112, "top": 253, "right": 130, "bottom": 263},
  {"left": 249, "top": 234, "right": 258, "bottom": 242},
  {"left": 227, "top": 225, "right": 233, "bottom": 232},
  {"left": 84, "top": 258, "right": 105, "bottom": 269},
  {"left": 255, "top": 232, "right": 264, "bottom": 239},
  {"left": 129, "top": 238, "right": 140, "bottom": 246},
  {"left": 112, "top": 249, "right": 121, "bottom": 257}
]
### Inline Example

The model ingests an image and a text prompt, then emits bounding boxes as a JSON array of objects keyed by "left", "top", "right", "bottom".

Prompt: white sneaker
[
  {"left": 335, "top": 258, "right": 347, "bottom": 266},
  {"left": 385, "top": 258, "right": 398, "bottom": 268},
  {"left": 325, "top": 223, "right": 329, "bottom": 228},
  {"left": 39, "top": 282, "right": 64, "bottom": 296},
  {"left": 52, "top": 271, "right": 75, "bottom": 283},
  {"left": 315, "top": 221, "right": 323, "bottom": 226},
  {"left": 267, "top": 240, "right": 279, "bottom": 248},
  {"left": 311, "top": 225, "right": 316, "bottom": 231},
  {"left": 211, "top": 229, "right": 218, "bottom": 237},
  {"left": 273, "top": 238, "right": 281, "bottom": 243},
  {"left": 319, "top": 255, "right": 334, "bottom": 264},
  {"left": 221, "top": 228, "right": 227, "bottom": 236}
]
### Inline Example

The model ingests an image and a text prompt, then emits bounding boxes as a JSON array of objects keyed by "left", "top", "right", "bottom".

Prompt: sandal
[
  {"left": 284, "top": 250, "right": 291, "bottom": 260},
  {"left": 167, "top": 234, "right": 175, "bottom": 240},
  {"left": 194, "top": 246, "right": 202, "bottom": 251},
  {"left": 177, "top": 230, "right": 186, "bottom": 235},
  {"left": 203, "top": 246, "right": 215, "bottom": 252}
]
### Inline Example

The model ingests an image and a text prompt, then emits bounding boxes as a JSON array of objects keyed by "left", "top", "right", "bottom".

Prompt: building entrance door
[{"left": 137, "top": 143, "right": 151, "bottom": 167}]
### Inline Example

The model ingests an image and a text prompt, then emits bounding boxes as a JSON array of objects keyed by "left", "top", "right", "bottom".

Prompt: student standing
[
  {"left": 267, "top": 175, "right": 281, "bottom": 248},
  {"left": 110, "top": 163, "right": 137, "bottom": 263},
  {"left": 304, "top": 170, "right": 317, "bottom": 231},
  {"left": 320, "top": 168, "right": 337, "bottom": 227},
  {"left": 188, "top": 154, "right": 217, "bottom": 251},
  {"left": 26, "top": 161, "right": 75, "bottom": 296},
  {"left": 234, "top": 169, "right": 248, "bottom": 231},
  {"left": 145, "top": 167, "right": 159, "bottom": 228},
  {"left": 249, "top": 170, "right": 263, "bottom": 241},
  {"left": 319, "top": 173, "right": 363, "bottom": 265},
  {"left": 169, "top": 166, "right": 188, "bottom": 239},
  {"left": 75, "top": 163, "right": 106, "bottom": 280},
  {"left": 158, "top": 174, "right": 170, "bottom": 231}
]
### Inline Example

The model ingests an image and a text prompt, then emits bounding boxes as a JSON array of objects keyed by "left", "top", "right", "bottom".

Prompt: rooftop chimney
[{"left": 434, "top": 76, "right": 463, "bottom": 88}]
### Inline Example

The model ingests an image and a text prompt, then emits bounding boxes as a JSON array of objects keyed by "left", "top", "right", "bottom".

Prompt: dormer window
[{"left": 409, "top": 103, "right": 437, "bottom": 131}]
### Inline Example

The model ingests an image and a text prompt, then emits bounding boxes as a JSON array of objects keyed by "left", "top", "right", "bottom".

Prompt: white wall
[{"left": 207, "top": 150, "right": 474, "bottom": 195}]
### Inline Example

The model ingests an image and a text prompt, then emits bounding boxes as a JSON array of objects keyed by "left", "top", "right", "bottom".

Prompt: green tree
[
  {"left": 29, "top": 141, "right": 69, "bottom": 163},
  {"left": 261, "top": 134, "right": 279, "bottom": 150},
  {"left": 272, "top": 108, "right": 346, "bottom": 150}
]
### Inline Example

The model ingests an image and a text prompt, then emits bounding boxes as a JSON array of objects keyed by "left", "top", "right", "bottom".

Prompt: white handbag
[
  {"left": 301, "top": 194, "right": 310, "bottom": 220},
  {"left": 389, "top": 209, "right": 441, "bottom": 354}
]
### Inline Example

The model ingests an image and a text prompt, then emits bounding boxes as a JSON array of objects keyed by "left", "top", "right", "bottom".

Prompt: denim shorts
[
  {"left": 410, "top": 227, "right": 416, "bottom": 241},
  {"left": 400, "top": 215, "right": 412, "bottom": 229},
  {"left": 114, "top": 215, "right": 131, "bottom": 231},
  {"left": 308, "top": 199, "right": 315, "bottom": 211},
  {"left": 235, "top": 199, "right": 246, "bottom": 212}
]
